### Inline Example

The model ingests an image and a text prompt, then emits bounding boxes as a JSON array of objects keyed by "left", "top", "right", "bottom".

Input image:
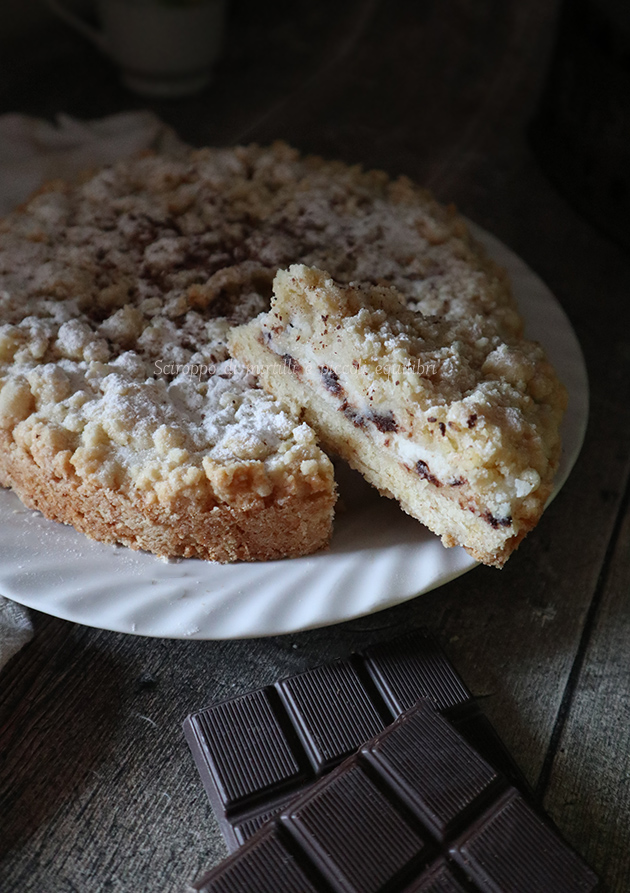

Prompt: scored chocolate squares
[
  {"left": 192, "top": 699, "right": 599, "bottom": 893},
  {"left": 183, "top": 631, "right": 529, "bottom": 851}
]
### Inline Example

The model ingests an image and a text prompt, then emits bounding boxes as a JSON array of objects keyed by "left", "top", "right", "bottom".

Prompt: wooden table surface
[{"left": 1, "top": 1, "right": 629, "bottom": 891}]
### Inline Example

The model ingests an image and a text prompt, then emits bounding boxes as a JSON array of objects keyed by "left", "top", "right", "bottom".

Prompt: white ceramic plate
[{"left": 0, "top": 225, "right": 588, "bottom": 638}]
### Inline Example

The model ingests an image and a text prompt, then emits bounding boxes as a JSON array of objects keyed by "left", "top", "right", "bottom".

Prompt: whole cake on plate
[{"left": 0, "top": 142, "right": 566, "bottom": 564}]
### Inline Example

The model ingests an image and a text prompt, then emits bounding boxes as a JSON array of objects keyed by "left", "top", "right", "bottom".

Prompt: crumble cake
[
  {"left": 0, "top": 140, "right": 562, "bottom": 564},
  {"left": 229, "top": 265, "right": 567, "bottom": 567},
  {"left": 0, "top": 149, "right": 340, "bottom": 562}
]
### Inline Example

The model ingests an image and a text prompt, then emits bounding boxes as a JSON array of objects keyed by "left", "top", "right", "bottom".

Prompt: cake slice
[{"left": 229, "top": 265, "right": 568, "bottom": 567}]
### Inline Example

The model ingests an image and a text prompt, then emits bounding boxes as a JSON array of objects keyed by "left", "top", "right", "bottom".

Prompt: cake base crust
[{"left": 0, "top": 432, "right": 334, "bottom": 562}]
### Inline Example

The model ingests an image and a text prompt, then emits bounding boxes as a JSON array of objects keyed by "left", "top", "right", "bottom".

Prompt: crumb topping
[
  {"left": 245, "top": 265, "right": 568, "bottom": 528},
  {"left": 0, "top": 142, "right": 526, "bottom": 512}
]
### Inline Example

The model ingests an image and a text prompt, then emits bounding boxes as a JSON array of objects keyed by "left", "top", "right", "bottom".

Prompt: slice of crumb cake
[{"left": 229, "top": 265, "right": 568, "bottom": 567}]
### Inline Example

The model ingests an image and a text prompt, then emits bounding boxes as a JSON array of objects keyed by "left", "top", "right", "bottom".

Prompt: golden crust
[{"left": 0, "top": 430, "right": 334, "bottom": 562}]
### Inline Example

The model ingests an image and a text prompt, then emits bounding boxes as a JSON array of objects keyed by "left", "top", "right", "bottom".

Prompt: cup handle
[{"left": 45, "top": 0, "right": 108, "bottom": 53}]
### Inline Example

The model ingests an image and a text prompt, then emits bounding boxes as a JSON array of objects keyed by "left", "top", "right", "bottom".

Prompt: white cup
[{"left": 46, "top": 0, "right": 226, "bottom": 97}]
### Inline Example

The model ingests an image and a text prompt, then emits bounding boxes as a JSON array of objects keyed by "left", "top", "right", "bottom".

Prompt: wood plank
[{"left": 542, "top": 481, "right": 630, "bottom": 892}]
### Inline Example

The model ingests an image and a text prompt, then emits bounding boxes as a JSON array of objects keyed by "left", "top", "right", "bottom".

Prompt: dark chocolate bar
[
  {"left": 183, "top": 632, "right": 529, "bottom": 851},
  {"left": 193, "top": 699, "right": 599, "bottom": 893}
]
